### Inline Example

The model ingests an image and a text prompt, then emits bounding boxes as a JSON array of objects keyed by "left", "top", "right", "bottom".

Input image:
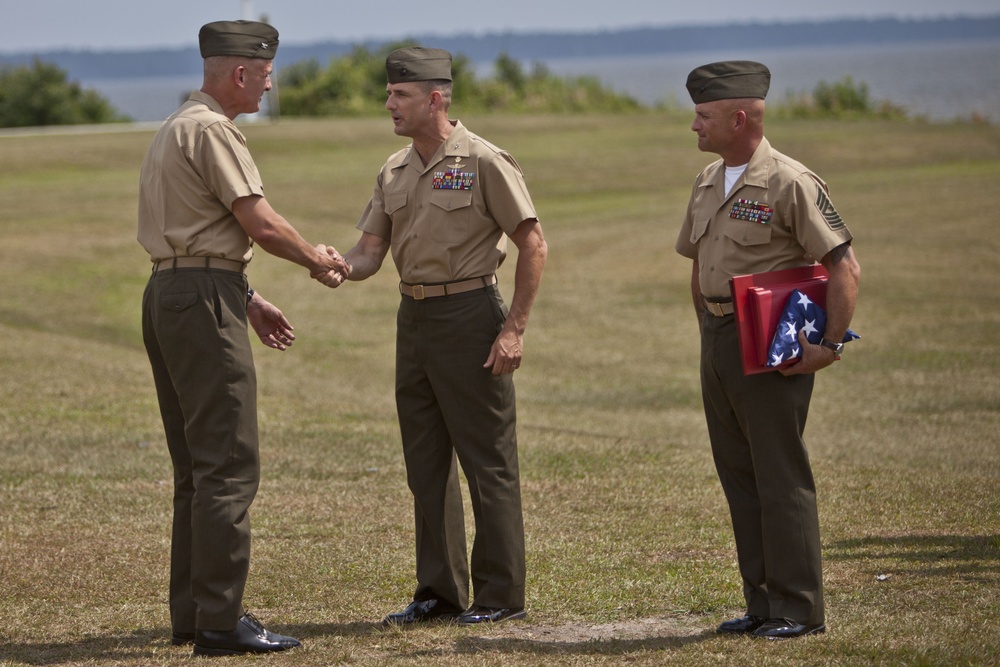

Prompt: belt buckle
[
  {"left": 412, "top": 284, "right": 425, "bottom": 300},
  {"left": 706, "top": 301, "right": 724, "bottom": 317}
]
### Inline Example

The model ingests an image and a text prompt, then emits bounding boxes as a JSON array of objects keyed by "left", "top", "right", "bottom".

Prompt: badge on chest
[
  {"left": 433, "top": 158, "right": 475, "bottom": 191},
  {"left": 729, "top": 198, "right": 774, "bottom": 224}
]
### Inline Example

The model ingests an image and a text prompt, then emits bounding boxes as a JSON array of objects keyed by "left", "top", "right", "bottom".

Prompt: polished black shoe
[
  {"left": 716, "top": 614, "right": 766, "bottom": 634},
  {"left": 193, "top": 612, "right": 301, "bottom": 656},
  {"left": 752, "top": 617, "right": 826, "bottom": 639},
  {"left": 382, "top": 598, "right": 463, "bottom": 626},
  {"left": 171, "top": 631, "right": 195, "bottom": 646},
  {"left": 456, "top": 605, "right": 527, "bottom": 624}
]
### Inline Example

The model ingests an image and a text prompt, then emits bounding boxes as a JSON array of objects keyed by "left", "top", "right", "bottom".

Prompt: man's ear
[{"left": 733, "top": 109, "right": 747, "bottom": 130}]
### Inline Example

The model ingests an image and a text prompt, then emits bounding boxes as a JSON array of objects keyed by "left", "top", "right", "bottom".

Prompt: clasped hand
[
  {"left": 311, "top": 244, "right": 351, "bottom": 287},
  {"left": 780, "top": 330, "right": 838, "bottom": 376}
]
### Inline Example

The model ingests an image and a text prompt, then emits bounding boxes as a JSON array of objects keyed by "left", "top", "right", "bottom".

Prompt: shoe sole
[
  {"left": 381, "top": 612, "right": 461, "bottom": 627},
  {"left": 457, "top": 609, "right": 528, "bottom": 624},
  {"left": 717, "top": 626, "right": 761, "bottom": 635},
  {"left": 192, "top": 644, "right": 298, "bottom": 656},
  {"left": 756, "top": 624, "right": 826, "bottom": 640}
]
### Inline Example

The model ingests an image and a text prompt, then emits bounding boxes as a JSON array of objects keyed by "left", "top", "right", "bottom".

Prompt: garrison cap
[
  {"left": 686, "top": 61, "right": 770, "bottom": 104},
  {"left": 199, "top": 20, "right": 279, "bottom": 60},
  {"left": 386, "top": 47, "right": 453, "bottom": 83}
]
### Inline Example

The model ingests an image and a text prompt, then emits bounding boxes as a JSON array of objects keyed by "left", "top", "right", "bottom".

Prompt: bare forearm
[
  {"left": 503, "top": 222, "right": 547, "bottom": 336},
  {"left": 690, "top": 260, "right": 705, "bottom": 327},
  {"left": 341, "top": 231, "right": 390, "bottom": 282},
  {"left": 821, "top": 244, "right": 861, "bottom": 341},
  {"left": 233, "top": 195, "right": 334, "bottom": 275},
  {"left": 505, "top": 242, "right": 546, "bottom": 336},
  {"left": 253, "top": 219, "right": 328, "bottom": 273}
]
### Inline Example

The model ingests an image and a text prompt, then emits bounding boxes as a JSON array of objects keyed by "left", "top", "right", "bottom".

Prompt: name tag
[
  {"left": 433, "top": 169, "right": 475, "bottom": 190},
  {"left": 730, "top": 198, "right": 773, "bottom": 224}
]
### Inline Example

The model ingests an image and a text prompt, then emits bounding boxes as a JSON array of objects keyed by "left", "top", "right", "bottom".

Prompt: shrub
[{"left": 0, "top": 59, "right": 126, "bottom": 127}]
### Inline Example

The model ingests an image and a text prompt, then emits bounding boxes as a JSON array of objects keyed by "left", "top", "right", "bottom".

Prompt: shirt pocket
[
  {"left": 429, "top": 190, "right": 472, "bottom": 243},
  {"left": 722, "top": 219, "right": 772, "bottom": 247}
]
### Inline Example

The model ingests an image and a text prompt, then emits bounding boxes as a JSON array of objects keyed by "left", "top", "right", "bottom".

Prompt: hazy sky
[{"left": 4, "top": 0, "right": 998, "bottom": 54}]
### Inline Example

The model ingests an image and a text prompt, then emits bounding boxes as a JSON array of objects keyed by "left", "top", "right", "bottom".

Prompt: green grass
[{"left": 1, "top": 111, "right": 998, "bottom": 666}]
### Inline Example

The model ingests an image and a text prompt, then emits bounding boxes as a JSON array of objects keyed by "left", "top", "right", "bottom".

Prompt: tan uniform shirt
[
  {"left": 356, "top": 120, "right": 537, "bottom": 284},
  {"left": 138, "top": 91, "right": 264, "bottom": 264},
  {"left": 675, "top": 137, "right": 852, "bottom": 299}
]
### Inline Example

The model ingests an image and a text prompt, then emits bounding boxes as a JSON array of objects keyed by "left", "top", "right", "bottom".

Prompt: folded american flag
[{"left": 766, "top": 289, "right": 860, "bottom": 367}]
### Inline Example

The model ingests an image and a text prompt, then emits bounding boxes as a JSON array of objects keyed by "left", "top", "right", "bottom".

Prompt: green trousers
[
  {"left": 700, "top": 313, "right": 825, "bottom": 627},
  {"left": 142, "top": 267, "right": 258, "bottom": 633},
  {"left": 395, "top": 285, "right": 526, "bottom": 610}
]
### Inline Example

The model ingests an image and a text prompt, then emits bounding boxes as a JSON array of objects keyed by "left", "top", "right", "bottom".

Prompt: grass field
[{"left": 1, "top": 111, "right": 998, "bottom": 666}]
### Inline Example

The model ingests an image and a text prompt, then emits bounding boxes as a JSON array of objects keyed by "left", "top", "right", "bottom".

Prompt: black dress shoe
[
  {"left": 382, "top": 598, "right": 463, "bottom": 626},
  {"left": 716, "top": 614, "right": 766, "bottom": 634},
  {"left": 193, "top": 612, "right": 301, "bottom": 656},
  {"left": 752, "top": 617, "right": 826, "bottom": 639},
  {"left": 171, "top": 631, "right": 194, "bottom": 646},
  {"left": 456, "top": 605, "right": 527, "bottom": 624}
]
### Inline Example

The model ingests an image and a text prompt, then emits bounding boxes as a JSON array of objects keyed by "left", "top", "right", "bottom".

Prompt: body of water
[
  {"left": 539, "top": 39, "right": 1000, "bottom": 122},
  {"left": 86, "top": 39, "right": 1000, "bottom": 123}
]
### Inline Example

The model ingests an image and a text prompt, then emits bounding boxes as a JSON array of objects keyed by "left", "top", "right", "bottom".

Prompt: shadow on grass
[
  {"left": 0, "top": 628, "right": 175, "bottom": 666},
  {"left": 449, "top": 630, "right": 715, "bottom": 657},
  {"left": 0, "top": 620, "right": 713, "bottom": 663},
  {"left": 0, "top": 622, "right": 381, "bottom": 665},
  {"left": 825, "top": 533, "right": 1000, "bottom": 579}
]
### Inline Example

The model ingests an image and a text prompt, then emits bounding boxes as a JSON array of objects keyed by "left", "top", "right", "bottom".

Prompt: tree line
[{"left": 1, "top": 45, "right": 908, "bottom": 129}]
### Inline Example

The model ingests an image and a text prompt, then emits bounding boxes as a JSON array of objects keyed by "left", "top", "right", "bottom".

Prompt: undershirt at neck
[{"left": 725, "top": 163, "right": 748, "bottom": 198}]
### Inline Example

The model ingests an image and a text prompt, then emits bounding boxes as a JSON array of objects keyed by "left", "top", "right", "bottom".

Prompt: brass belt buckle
[
  {"left": 706, "top": 301, "right": 724, "bottom": 317},
  {"left": 412, "top": 284, "right": 425, "bottom": 300}
]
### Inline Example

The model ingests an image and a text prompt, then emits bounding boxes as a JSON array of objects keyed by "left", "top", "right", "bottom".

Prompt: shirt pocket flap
[
  {"left": 690, "top": 217, "right": 711, "bottom": 245},
  {"left": 385, "top": 191, "right": 408, "bottom": 215},
  {"left": 722, "top": 220, "right": 772, "bottom": 247},
  {"left": 430, "top": 190, "right": 473, "bottom": 212}
]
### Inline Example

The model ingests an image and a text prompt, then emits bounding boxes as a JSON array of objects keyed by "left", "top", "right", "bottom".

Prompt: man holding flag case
[{"left": 675, "top": 61, "right": 861, "bottom": 638}]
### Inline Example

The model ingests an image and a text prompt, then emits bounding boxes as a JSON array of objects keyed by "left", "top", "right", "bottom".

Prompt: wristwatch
[{"left": 819, "top": 338, "right": 844, "bottom": 355}]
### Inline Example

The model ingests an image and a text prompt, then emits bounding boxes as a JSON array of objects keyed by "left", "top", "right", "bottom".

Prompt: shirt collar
[
  {"left": 398, "top": 120, "right": 470, "bottom": 172},
  {"left": 187, "top": 90, "right": 227, "bottom": 116},
  {"left": 742, "top": 136, "right": 772, "bottom": 189}
]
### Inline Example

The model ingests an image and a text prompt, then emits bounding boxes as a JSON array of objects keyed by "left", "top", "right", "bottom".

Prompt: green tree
[
  {"left": 277, "top": 44, "right": 641, "bottom": 117},
  {"left": 780, "top": 75, "right": 906, "bottom": 120},
  {"left": 0, "top": 59, "right": 126, "bottom": 128}
]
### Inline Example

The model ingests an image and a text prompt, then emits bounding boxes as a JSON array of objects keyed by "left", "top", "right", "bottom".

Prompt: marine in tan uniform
[
  {"left": 674, "top": 61, "right": 861, "bottom": 639},
  {"left": 137, "top": 20, "right": 348, "bottom": 656},
  {"left": 328, "top": 47, "right": 547, "bottom": 625}
]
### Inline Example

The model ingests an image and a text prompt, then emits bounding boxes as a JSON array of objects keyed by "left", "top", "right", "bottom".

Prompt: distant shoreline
[
  {"left": 71, "top": 39, "right": 1000, "bottom": 124},
  {"left": 2, "top": 16, "right": 998, "bottom": 81}
]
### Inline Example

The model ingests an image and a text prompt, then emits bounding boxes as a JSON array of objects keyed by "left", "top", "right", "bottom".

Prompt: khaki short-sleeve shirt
[
  {"left": 675, "top": 137, "right": 853, "bottom": 299},
  {"left": 356, "top": 120, "right": 537, "bottom": 284},
  {"left": 137, "top": 91, "right": 264, "bottom": 264}
]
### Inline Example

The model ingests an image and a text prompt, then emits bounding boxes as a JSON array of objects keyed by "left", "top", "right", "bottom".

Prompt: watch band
[{"left": 819, "top": 338, "right": 844, "bottom": 354}]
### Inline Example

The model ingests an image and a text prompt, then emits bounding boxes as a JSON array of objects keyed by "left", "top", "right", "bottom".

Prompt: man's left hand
[
  {"left": 780, "top": 329, "right": 837, "bottom": 376},
  {"left": 247, "top": 292, "right": 295, "bottom": 351},
  {"left": 485, "top": 329, "right": 523, "bottom": 375}
]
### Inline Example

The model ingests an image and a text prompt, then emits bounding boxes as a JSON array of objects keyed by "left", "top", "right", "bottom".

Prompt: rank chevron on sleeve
[{"left": 815, "top": 189, "right": 845, "bottom": 230}]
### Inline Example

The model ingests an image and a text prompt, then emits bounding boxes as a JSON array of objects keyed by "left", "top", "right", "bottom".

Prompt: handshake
[{"left": 311, "top": 244, "right": 351, "bottom": 288}]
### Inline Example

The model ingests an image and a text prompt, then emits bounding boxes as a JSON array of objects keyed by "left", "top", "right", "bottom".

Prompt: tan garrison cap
[
  {"left": 686, "top": 61, "right": 770, "bottom": 103},
  {"left": 199, "top": 20, "right": 279, "bottom": 60},
  {"left": 386, "top": 47, "right": 453, "bottom": 83}
]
